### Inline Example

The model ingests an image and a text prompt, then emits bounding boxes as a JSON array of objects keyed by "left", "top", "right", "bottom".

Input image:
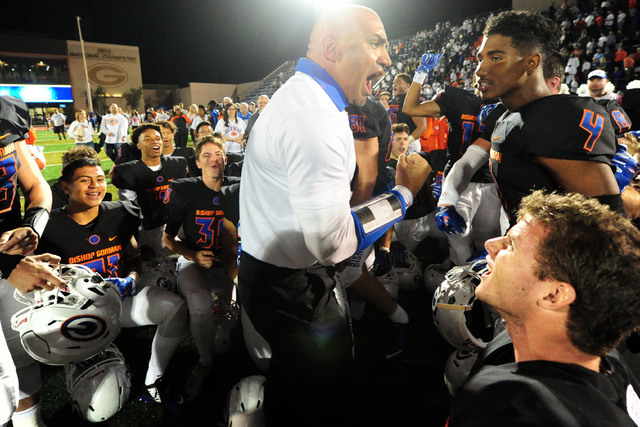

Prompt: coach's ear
[{"left": 323, "top": 35, "right": 341, "bottom": 63}]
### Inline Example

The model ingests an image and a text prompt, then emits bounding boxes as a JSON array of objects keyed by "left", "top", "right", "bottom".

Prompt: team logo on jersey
[
  {"left": 213, "top": 197, "right": 219, "bottom": 205},
  {"left": 106, "top": 118, "right": 118, "bottom": 126},
  {"left": 229, "top": 131, "right": 239, "bottom": 138},
  {"left": 157, "top": 176, "right": 164, "bottom": 183},
  {"left": 89, "top": 235, "right": 101, "bottom": 245},
  {"left": 61, "top": 315, "right": 107, "bottom": 342}
]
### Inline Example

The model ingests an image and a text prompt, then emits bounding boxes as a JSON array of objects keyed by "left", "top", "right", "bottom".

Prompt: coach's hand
[{"left": 395, "top": 153, "right": 431, "bottom": 197}]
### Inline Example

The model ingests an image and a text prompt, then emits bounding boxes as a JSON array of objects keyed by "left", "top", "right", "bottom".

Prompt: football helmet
[
  {"left": 141, "top": 258, "right": 177, "bottom": 293},
  {"left": 394, "top": 251, "right": 424, "bottom": 291},
  {"left": 11, "top": 264, "right": 122, "bottom": 365},
  {"left": 212, "top": 298, "right": 240, "bottom": 356},
  {"left": 376, "top": 268, "right": 399, "bottom": 302},
  {"left": 432, "top": 260, "right": 497, "bottom": 349},
  {"left": 65, "top": 343, "right": 131, "bottom": 423},
  {"left": 423, "top": 259, "right": 453, "bottom": 296},
  {"left": 443, "top": 345, "right": 480, "bottom": 396},
  {"left": 226, "top": 375, "right": 266, "bottom": 427}
]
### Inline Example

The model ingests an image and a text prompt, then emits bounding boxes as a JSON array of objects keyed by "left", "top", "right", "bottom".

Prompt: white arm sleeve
[{"left": 438, "top": 144, "right": 490, "bottom": 206}]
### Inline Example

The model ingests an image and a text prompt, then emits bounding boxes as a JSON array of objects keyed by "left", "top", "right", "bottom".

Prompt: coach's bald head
[{"left": 306, "top": 5, "right": 391, "bottom": 106}]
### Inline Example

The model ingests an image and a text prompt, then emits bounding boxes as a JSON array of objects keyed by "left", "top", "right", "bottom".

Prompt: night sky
[{"left": 2, "top": 0, "right": 511, "bottom": 86}]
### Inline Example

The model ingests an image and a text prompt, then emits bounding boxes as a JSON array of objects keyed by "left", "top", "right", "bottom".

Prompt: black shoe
[{"left": 139, "top": 377, "right": 185, "bottom": 414}]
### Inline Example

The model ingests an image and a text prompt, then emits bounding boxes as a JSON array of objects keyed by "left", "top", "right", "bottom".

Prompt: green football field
[{"left": 30, "top": 128, "right": 117, "bottom": 202}]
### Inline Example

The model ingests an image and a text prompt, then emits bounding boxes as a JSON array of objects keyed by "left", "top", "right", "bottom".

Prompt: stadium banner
[{"left": 66, "top": 41, "right": 143, "bottom": 112}]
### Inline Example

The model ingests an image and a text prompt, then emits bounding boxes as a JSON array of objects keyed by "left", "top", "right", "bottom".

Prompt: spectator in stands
[
  {"left": 68, "top": 110, "right": 94, "bottom": 149},
  {"left": 189, "top": 105, "right": 209, "bottom": 143},
  {"left": 378, "top": 90, "right": 391, "bottom": 109},
  {"left": 100, "top": 103, "right": 128, "bottom": 162},
  {"left": 51, "top": 108, "right": 67, "bottom": 140},
  {"left": 215, "top": 103, "right": 245, "bottom": 155},
  {"left": 170, "top": 105, "right": 191, "bottom": 148},
  {"left": 243, "top": 95, "right": 268, "bottom": 148},
  {"left": 238, "top": 102, "right": 252, "bottom": 121}
]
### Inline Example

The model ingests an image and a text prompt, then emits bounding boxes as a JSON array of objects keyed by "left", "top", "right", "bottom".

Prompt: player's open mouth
[
  {"left": 477, "top": 81, "right": 490, "bottom": 92},
  {"left": 86, "top": 192, "right": 102, "bottom": 199}
]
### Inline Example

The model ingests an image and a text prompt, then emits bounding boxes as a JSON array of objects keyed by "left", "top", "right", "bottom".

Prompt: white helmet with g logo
[{"left": 11, "top": 264, "right": 122, "bottom": 365}]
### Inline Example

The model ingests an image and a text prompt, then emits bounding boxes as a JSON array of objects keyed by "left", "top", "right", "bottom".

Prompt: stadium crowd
[{"left": 0, "top": 2, "right": 639, "bottom": 427}]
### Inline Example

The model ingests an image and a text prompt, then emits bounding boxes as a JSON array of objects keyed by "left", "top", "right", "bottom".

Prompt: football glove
[
  {"left": 105, "top": 277, "right": 136, "bottom": 300},
  {"left": 413, "top": 53, "right": 443, "bottom": 85},
  {"left": 613, "top": 144, "right": 638, "bottom": 192},
  {"left": 435, "top": 205, "right": 466, "bottom": 234},
  {"left": 432, "top": 171, "right": 443, "bottom": 200}
]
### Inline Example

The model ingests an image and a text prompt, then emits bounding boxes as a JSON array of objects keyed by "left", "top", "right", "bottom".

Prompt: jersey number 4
[{"left": 579, "top": 109, "right": 605, "bottom": 152}]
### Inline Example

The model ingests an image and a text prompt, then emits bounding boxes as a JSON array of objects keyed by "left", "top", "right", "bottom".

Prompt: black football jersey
[
  {"left": 594, "top": 98, "right": 632, "bottom": 135},
  {"left": 490, "top": 95, "right": 616, "bottom": 222},
  {"left": 112, "top": 156, "right": 188, "bottom": 230},
  {"left": 435, "top": 87, "right": 493, "bottom": 183},
  {"left": 36, "top": 201, "right": 141, "bottom": 278},
  {"left": 0, "top": 143, "right": 23, "bottom": 233},
  {"left": 389, "top": 94, "right": 417, "bottom": 134},
  {"left": 164, "top": 177, "right": 236, "bottom": 254},
  {"left": 114, "top": 143, "right": 141, "bottom": 165},
  {"left": 171, "top": 146, "right": 200, "bottom": 177},
  {"left": 346, "top": 95, "right": 394, "bottom": 195}
]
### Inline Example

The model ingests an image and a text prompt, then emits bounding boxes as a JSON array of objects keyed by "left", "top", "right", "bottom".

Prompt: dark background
[{"left": 2, "top": 0, "right": 510, "bottom": 85}]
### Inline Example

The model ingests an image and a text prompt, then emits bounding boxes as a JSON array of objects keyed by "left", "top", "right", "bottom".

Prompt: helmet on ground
[
  {"left": 65, "top": 343, "right": 131, "bottom": 423},
  {"left": 423, "top": 259, "right": 453, "bottom": 296},
  {"left": 394, "top": 251, "right": 424, "bottom": 291},
  {"left": 226, "top": 375, "right": 266, "bottom": 427},
  {"left": 432, "top": 260, "right": 496, "bottom": 349},
  {"left": 11, "top": 264, "right": 122, "bottom": 365},
  {"left": 141, "top": 258, "right": 177, "bottom": 293},
  {"left": 443, "top": 345, "right": 480, "bottom": 396}
]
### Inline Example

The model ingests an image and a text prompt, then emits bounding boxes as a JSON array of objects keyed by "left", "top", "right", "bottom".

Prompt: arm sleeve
[{"left": 438, "top": 144, "right": 490, "bottom": 206}]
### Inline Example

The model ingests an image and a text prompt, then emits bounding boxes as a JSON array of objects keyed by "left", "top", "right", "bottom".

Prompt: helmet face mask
[
  {"left": 432, "top": 261, "right": 499, "bottom": 349},
  {"left": 11, "top": 264, "right": 122, "bottom": 365},
  {"left": 65, "top": 343, "right": 131, "bottom": 422}
]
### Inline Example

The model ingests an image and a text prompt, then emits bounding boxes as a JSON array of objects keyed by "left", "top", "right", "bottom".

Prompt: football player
[
  {"left": 475, "top": 11, "right": 620, "bottom": 222},
  {"left": 404, "top": 53, "right": 503, "bottom": 265},
  {"left": 345, "top": 96, "right": 410, "bottom": 359},
  {"left": 157, "top": 120, "right": 199, "bottom": 177},
  {"left": 0, "top": 96, "right": 68, "bottom": 427},
  {"left": 389, "top": 73, "right": 427, "bottom": 153},
  {"left": 36, "top": 157, "right": 188, "bottom": 413},
  {"left": 112, "top": 124, "right": 188, "bottom": 258},
  {"left": 163, "top": 135, "right": 239, "bottom": 401}
]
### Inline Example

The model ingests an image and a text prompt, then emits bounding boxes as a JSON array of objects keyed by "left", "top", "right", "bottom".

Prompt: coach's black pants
[{"left": 238, "top": 252, "right": 354, "bottom": 427}]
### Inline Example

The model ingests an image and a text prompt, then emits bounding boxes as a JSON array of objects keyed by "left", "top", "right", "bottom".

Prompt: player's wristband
[
  {"left": 0, "top": 253, "right": 25, "bottom": 280},
  {"left": 413, "top": 70, "right": 428, "bottom": 85},
  {"left": 351, "top": 188, "right": 408, "bottom": 252},
  {"left": 21, "top": 207, "right": 49, "bottom": 238}
]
